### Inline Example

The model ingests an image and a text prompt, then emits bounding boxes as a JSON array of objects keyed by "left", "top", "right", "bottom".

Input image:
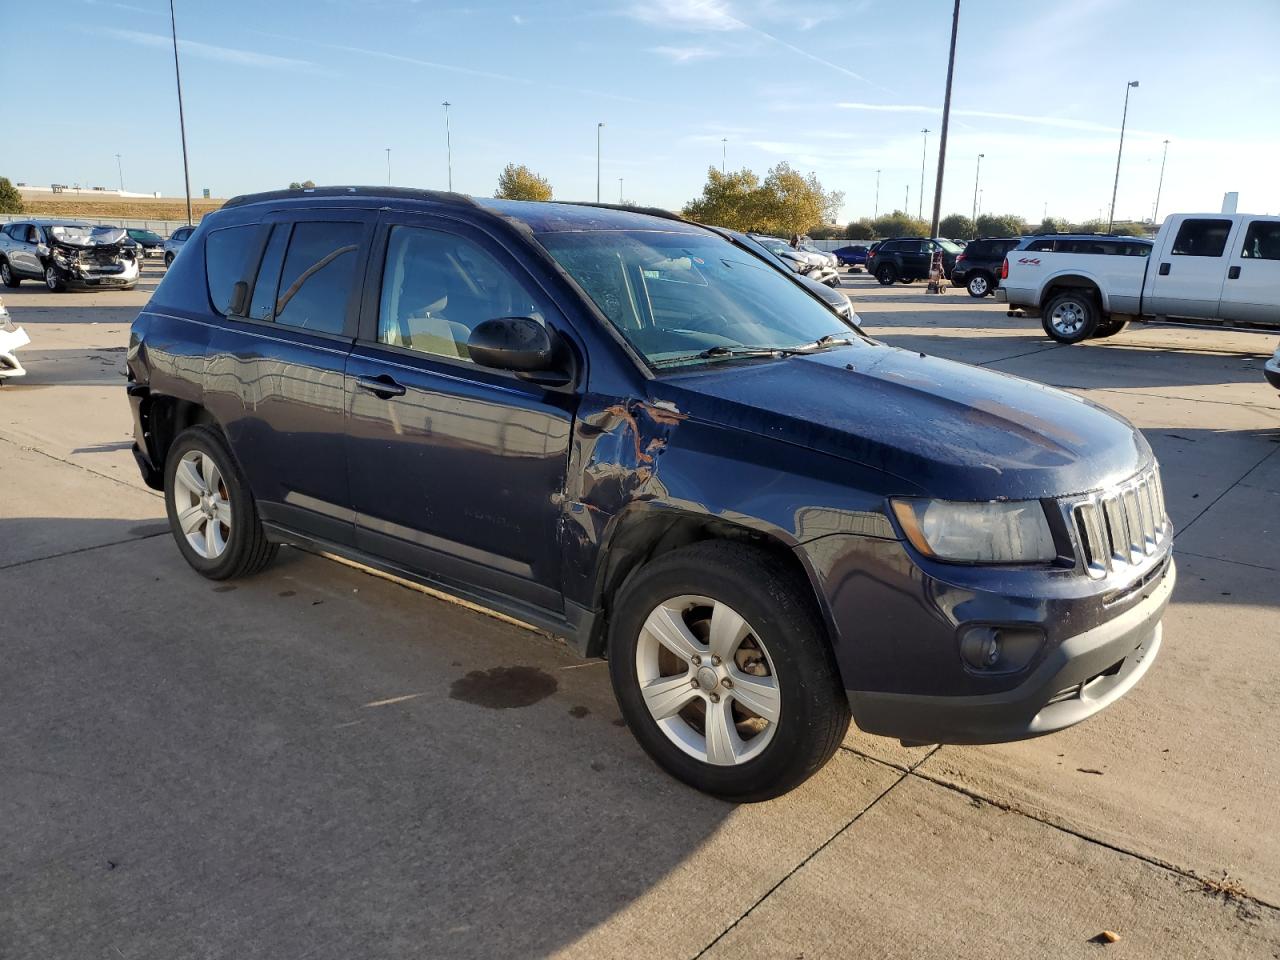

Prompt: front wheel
[
  {"left": 875, "top": 264, "right": 897, "bottom": 285},
  {"left": 608, "top": 541, "right": 850, "bottom": 802},
  {"left": 966, "top": 273, "right": 991, "bottom": 298},
  {"left": 45, "top": 265, "right": 67, "bottom": 292},
  {"left": 164, "top": 425, "right": 278, "bottom": 580},
  {"left": 164, "top": 252, "right": 174, "bottom": 267},
  {"left": 1042, "top": 291, "right": 1099, "bottom": 344}
]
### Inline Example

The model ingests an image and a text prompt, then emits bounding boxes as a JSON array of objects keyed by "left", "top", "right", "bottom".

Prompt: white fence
[{"left": 0, "top": 214, "right": 194, "bottom": 237}]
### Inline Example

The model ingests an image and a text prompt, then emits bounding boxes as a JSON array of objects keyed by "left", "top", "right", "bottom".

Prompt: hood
[
  {"left": 655, "top": 344, "right": 1149, "bottom": 501},
  {"left": 47, "top": 226, "right": 127, "bottom": 249}
]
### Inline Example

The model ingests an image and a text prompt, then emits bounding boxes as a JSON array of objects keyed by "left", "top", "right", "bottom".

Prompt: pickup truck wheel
[
  {"left": 875, "top": 265, "right": 897, "bottom": 285},
  {"left": 0, "top": 261, "right": 18, "bottom": 288},
  {"left": 608, "top": 541, "right": 850, "bottom": 802},
  {"left": 966, "top": 273, "right": 991, "bottom": 297},
  {"left": 1093, "top": 319, "right": 1128, "bottom": 339},
  {"left": 1042, "top": 292, "right": 1098, "bottom": 344},
  {"left": 164, "top": 425, "right": 278, "bottom": 580},
  {"left": 44, "top": 265, "right": 67, "bottom": 293}
]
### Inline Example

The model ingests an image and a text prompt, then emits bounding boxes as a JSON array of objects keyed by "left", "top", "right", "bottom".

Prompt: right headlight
[{"left": 891, "top": 498, "right": 1057, "bottom": 564}]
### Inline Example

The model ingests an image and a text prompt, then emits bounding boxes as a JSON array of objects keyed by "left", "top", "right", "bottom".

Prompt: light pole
[
  {"left": 918, "top": 128, "right": 930, "bottom": 221},
  {"left": 385, "top": 147, "right": 391, "bottom": 186},
  {"left": 905, "top": 184, "right": 909, "bottom": 214},
  {"left": 928, "top": 0, "right": 960, "bottom": 240},
  {"left": 442, "top": 101, "right": 453, "bottom": 191},
  {"left": 1107, "top": 80, "right": 1139, "bottom": 233},
  {"left": 873, "top": 169, "right": 880, "bottom": 220},
  {"left": 618, "top": 178, "right": 624, "bottom": 203},
  {"left": 971, "top": 153, "right": 983, "bottom": 224},
  {"left": 596, "top": 122, "right": 605, "bottom": 203},
  {"left": 115, "top": 153, "right": 124, "bottom": 192},
  {"left": 1152, "top": 139, "right": 1170, "bottom": 225},
  {"left": 168, "top": 0, "right": 193, "bottom": 225},
  {"left": 721, "top": 137, "right": 727, "bottom": 173}
]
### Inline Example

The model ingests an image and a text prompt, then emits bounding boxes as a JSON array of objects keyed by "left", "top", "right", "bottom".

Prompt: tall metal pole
[
  {"left": 385, "top": 147, "right": 391, "bottom": 186},
  {"left": 918, "top": 128, "right": 930, "bottom": 221},
  {"left": 874, "top": 169, "right": 880, "bottom": 220},
  {"left": 442, "top": 102, "right": 453, "bottom": 191},
  {"left": 1152, "top": 138, "right": 1169, "bottom": 225},
  {"left": 721, "top": 137, "right": 727, "bottom": 173},
  {"left": 115, "top": 154, "right": 124, "bottom": 192},
  {"left": 618, "top": 178, "right": 624, "bottom": 203},
  {"left": 929, "top": 0, "right": 960, "bottom": 239},
  {"left": 596, "top": 122, "right": 604, "bottom": 202},
  {"left": 168, "top": 0, "right": 192, "bottom": 225},
  {"left": 1108, "top": 80, "right": 1139, "bottom": 233},
  {"left": 905, "top": 184, "right": 909, "bottom": 214},
  {"left": 971, "top": 153, "right": 983, "bottom": 224}
]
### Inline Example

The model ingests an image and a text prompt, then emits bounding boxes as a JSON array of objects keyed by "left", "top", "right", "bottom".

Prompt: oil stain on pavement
[{"left": 449, "top": 665, "right": 558, "bottom": 709}]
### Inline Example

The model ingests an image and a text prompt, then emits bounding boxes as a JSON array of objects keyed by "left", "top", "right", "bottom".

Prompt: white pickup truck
[{"left": 998, "top": 213, "right": 1280, "bottom": 343}]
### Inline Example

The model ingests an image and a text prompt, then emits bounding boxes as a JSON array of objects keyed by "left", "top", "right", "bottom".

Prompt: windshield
[
  {"left": 538, "top": 229, "right": 859, "bottom": 369},
  {"left": 130, "top": 229, "right": 163, "bottom": 242},
  {"left": 935, "top": 239, "right": 965, "bottom": 254}
]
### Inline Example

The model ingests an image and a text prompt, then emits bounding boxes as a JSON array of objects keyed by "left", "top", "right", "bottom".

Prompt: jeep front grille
[{"left": 1072, "top": 465, "right": 1168, "bottom": 578}]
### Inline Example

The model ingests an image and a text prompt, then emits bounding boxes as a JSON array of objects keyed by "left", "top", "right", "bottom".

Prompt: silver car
[{"left": 163, "top": 225, "right": 195, "bottom": 267}]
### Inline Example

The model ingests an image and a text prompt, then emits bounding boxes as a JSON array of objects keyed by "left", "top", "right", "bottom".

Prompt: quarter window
[
  {"left": 1170, "top": 219, "right": 1231, "bottom": 257},
  {"left": 376, "top": 225, "right": 544, "bottom": 362},
  {"left": 1240, "top": 220, "right": 1280, "bottom": 261},
  {"left": 205, "top": 224, "right": 266, "bottom": 317},
  {"left": 247, "top": 224, "right": 289, "bottom": 322},
  {"left": 274, "top": 222, "right": 362, "bottom": 335}
]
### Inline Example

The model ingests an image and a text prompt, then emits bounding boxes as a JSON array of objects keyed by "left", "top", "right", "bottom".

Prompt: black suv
[
  {"left": 126, "top": 187, "right": 1174, "bottom": 800},
  {"left": 951, "top": 236, "right": 1022, "bottom": 298},
  {"left": 866, "top": 237, "right": 964, "bottom": 285}
]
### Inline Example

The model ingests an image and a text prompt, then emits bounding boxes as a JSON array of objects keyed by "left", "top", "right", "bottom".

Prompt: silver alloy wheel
[
  {"left": 635, "top": 595, "right": 781, "bottom": 766},
  {"left": 1, "top": 263, "right": 11, "bottom": 285},
  {"left": 45, "top": 266, "right": 58, "bottom": 290},
  {"left": 173, "top": 450, "right": 232, "bottom": 559},
  {"left": 1049, "top": 298, "right": 1087, "bottom": 337},
  {"left": 969, "top": 275, "right": 989, "bottom": 296}
]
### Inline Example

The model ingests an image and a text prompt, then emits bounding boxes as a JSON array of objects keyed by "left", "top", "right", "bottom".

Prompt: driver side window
[{"left": 377, "top": 225, "right": 543, "bottom": 362}]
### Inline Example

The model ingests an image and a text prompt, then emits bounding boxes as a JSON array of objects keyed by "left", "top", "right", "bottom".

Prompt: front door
[
  {"left": 203, "top": 210, "right": 373, "bottom": 545},
  {"left": 344, "top": 214, "right": 577, "bottom": 612},
  {"left": 1146, "top": 217, "right": 1238, "bottom": 319},
  {"left": 1218, "top": 217, "right": 1280, "bottom": 325}
]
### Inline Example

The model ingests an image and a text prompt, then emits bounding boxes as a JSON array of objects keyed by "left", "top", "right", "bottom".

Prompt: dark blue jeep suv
[{"left": 127, "top": 187, "right": 1175, "bottom": 800}]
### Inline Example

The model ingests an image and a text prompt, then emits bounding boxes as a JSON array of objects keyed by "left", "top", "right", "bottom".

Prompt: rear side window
[
  {"left": 1026, "top": 238, "right": 1055, "bottom": 252},
  {"left": 274, "top": 222, "right": 362, "bottom": 335},
  {"left": 205, "top": 224, "right": 266, "bottom": 316},
  {"left": 1171, "top": 219, "right": 1231, "bottom": 257},
  {"left": 247, "top": 224, "right": 289, "bottom": 322},
  {"left": 1240, "top": 220, "right": 1280, "bottom": 261}
]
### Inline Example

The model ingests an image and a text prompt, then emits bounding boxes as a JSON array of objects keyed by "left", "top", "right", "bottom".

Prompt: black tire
[
  {"left": 966, "top": 273, "right": 992, "bottom": 298},
  {"left": 875, "top": 264, "right": 897, "bottom": 285},
  {"left": 44, "top": 264, "right": 67, "bottom": 293},
  {"left": 608, "top": 541, "right": 850, "bottom": 802},
  {"left": 163, "top": 425, "right": 278, "bottom": 580},
  {"left": 899, "top": 277, "right": 914, "bottom": 285},
  {"left": 164, "top": 252, "right": 174, "bottom": 267},
  {"left": 1093, "top": 319, "right": 1128, "bottom": 339},
  {"left": 0, "top": 260, "right": 19, "bottom": 288},
  {"left": 1041, "top": 290, "right": 1099, "bottom": 344}
]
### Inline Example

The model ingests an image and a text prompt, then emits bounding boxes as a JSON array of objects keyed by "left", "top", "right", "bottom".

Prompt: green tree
[
  {"left": 0, "top": 177, "right": 23, "bottom": 214},
  {"left": 494, "top": 163, "right": 553, "bottom": 201},
  {"left": 1108, "top": 221, "right": 1149, "bottom": 237},
  {"left": 1075, "top": 218, "right": 1107, "bottom": 235},
  {"left": 872, "top": 211, "right": 929, "bottom": 238},
  {"left": 683, "top": 167, "right": 764, "bottom": 230},
  {"left": 844, "top": 218, "right": 876, "bottom": 240},
  {"left": 808, "top": 223, "right": 844, "bottom": 239},
  {"left": 683, "top": 163, "right": 841, "bottom": 235},
  {"left": 288, "top": 180, "right": 316, "bottom": 189},
  {"left": 938, "top": 214, "right": 976, "bottom": 240},
  {"left": 1036, "top": 216, "right": 1063, "bottom": 234},
  {"left": 975, "top": 213, "right": 1026, "bottom": 238}
]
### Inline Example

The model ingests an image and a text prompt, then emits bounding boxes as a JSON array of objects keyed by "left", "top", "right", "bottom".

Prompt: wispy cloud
[
  {"left": 100, "top": 28, "right": 318, "bottom": 71},
  {"left": 84, "top": 0, "right": 161, "bottom": 15},
  {"left": 627, "top": 0, "right": 741, "bottom": 32},
  {"left": 649, "top": 45, "right": 719, "bottom": 63},
  {"left": 511, "top": 13, "right": 523, "bottom": 24},
  {"left": 835, "top": 101, "right": 1163, "bottom": 136}
]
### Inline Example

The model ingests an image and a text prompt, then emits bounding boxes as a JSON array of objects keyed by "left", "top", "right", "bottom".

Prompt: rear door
[
  {"left": 901, "top": 240, "right": 929, "bottom": 277},
  {"left": 343, "top": 211, "right": 577, "bottom": 611},
  {"left": 1146, "top": 217, "right": 1237, "bottom": 318},
  {"left": 1218, "top": 217, "right": 1280, "bottom": 325},
  {"left": 202, "top": 209, "right": 373, "bottom": 545},
  {"left": 14, "top": 224, "right": 41, "bottom": 276}
]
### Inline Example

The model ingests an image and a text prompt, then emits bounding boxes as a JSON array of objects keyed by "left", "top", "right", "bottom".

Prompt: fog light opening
[
  {"left": 960, "top": 627, "right": 1002, "bottom": 669},
  {"left": 957, "top": 625, "right": 1045, "bottom": 674}
]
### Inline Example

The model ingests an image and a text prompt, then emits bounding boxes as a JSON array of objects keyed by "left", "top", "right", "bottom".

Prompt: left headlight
[{"left": 891, "top": 498, "right": 1057, "bottom": 564}]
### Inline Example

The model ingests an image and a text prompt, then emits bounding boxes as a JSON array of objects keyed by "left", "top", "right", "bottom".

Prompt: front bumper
[
  {"left": 1265, "top": 355, "right": 1280, "bottom": 390},
  {"left": 849, "top": 558, "right": 1175, "bottom": 744},
  {"left": 54, "top": 258, "right": 140, "bottom": 288}
]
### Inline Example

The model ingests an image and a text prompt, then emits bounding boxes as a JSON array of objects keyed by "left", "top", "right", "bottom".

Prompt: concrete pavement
[{"left": 1, "top": 265, "right": 1277, "bottom": 958}]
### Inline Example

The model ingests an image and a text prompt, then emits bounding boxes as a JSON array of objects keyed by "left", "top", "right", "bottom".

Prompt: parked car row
[{"left": 0, "top": 219, "right": 197, "bottom": 291}]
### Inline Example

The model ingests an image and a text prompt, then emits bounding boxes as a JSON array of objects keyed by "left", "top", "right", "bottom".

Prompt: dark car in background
[
  {"left": 866, "top": 237, "right": 964, "bottom": 285},
  {"left": 126, "top": 228, "right": 167, "bottom": 258},
  {"left": 951, "top": 236, "right": 1022, "bottom": 298},
  {"left": 831, "top": 244, "right": 869, "bottom": 270},
  {"left": 127, "top": 187, "right": 1173, "bottom": 801}
]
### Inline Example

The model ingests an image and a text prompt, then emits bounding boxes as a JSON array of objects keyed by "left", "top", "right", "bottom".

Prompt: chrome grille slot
[{"left": 1070, "top": 465, "right": 1168, "bottom": 578}]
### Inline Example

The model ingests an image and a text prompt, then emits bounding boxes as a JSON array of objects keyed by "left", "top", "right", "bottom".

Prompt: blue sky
[{"left": 5, "top": 0, "right": 1279, "bottom": 223}]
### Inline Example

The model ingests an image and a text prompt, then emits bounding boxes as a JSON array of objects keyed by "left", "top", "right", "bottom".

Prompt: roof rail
[
  {"left": 554, "top": 201, "right": 689, "bottom": 224},
  {"left": 222, "top": 185, "right": 478, "bottom": 210}
]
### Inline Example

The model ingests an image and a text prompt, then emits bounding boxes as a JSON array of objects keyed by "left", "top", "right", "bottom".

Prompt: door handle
[
  {"left": 1158, "top": 262, "right": 1171, "bottom": 276},
  {"left": 1228, "top": 265, "right": 1241, "bottom": 280},
  {"left": 356, "top": 374, "right": 406, "bottom": 398}
]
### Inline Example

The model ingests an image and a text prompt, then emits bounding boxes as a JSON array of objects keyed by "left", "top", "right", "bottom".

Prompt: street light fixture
[
  {"left": 1152, "top": 139, "right": 1170, "bottom": 225},
  {"left": 115, "top": 153, "right": 124, "bottom": 192},
  {"left": 442, "top": 101, "right": 453, "bottom": 191},
  {"left": 596, "top": 122, "right": 605, "bottom": 203},
  {"left": 721, "top": 137, "right": 727, "bottom": 173},
  {"left": 971, "top": 153, "right": 984, "bottom": 224},
  {"left": 1107, "top": 80, "right": 1139, "bottom": 233},
  {"left": 385, "top": 147, "right": 391, "bottom": 186},
  {"left": 918, "top": 128, "right": 930, "bottom": 221},
  {"left": 167, "top": 0, "right": 193, "bottom": 225},
  {"left": 874, "top": 169, "right": 880, "bottom": 220},
  {"left": 618, "top": 178, "right": 624, "bottom": 203}
]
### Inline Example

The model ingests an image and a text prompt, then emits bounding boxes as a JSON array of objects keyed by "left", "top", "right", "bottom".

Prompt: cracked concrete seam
[{"left": 0, "top": 432, "right": 159, "bottom": 497}]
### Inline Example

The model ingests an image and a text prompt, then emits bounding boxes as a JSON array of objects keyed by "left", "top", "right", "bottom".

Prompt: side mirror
[{"left": 468, "top": 316, "right": 556, "bottom": 373}]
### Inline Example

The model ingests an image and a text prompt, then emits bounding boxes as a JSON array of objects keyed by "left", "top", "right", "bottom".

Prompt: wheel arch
[
  {"left": 141, "top": 393, "right": 226, "bottom": 483},
  {"left": 1040, "top": 273, "right": 1109, "bottom": 313}
]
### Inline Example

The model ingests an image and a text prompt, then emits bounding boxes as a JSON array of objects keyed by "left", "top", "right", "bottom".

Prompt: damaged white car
[
  {"left": 0, "top": 220, "right": 140, "bottom": 292},
  {"left": 0, "top": 297, "right": 30, "bottom": 382}
]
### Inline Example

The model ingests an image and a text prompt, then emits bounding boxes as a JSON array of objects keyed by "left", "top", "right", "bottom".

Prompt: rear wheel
[
  {"left": 966, "top": 273, "right": 992, "bottom": 298},
  {"left": 1042, "top": 291, "right": 1098, "bottom": 344},
  {"left": 875, "top": 264, "right": 897, "bottom": 285},
  {"left": 0, "top": 261, "right": 18, "bottom": 288},
  {"left": 164, "top": 425, "right": 278, "bottom": 580},
  {"left": 44, "top": 265, "right": 67, "bottom": 293},
  {"left": 608, "top": 541, "right": 849, "bottom": 802}
]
